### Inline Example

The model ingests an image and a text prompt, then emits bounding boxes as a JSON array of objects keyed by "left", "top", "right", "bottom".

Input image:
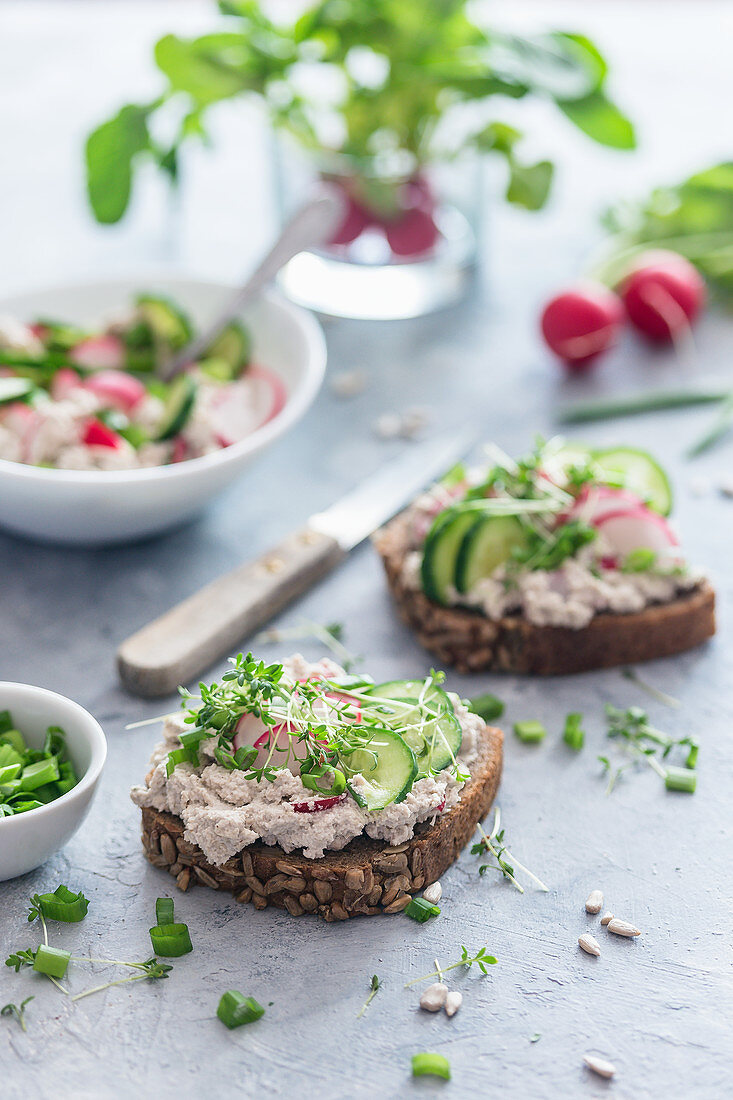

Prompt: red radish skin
[
  {"left": 292, "top": 793, "right": 348, "bottom": 814},
  {"left": 82, "top": 418, "right": 124, "bottom": 449},
  {"left": 541, "top": 285, "right": 625, "bottom": 369},
  {"left": 600, "top": 555, "right": 619, "bottom": 570},
  {"left": 621, "top": 256, "right": 705, "bottom": 343},
  {"left": 595, "top": 505, "right": 678, "bottom": 557},
  {"left": 70, "top": 334, "right": 125, "bottom": 370},
  {"left": 248, "top": 364, "right": 288, "bottom": 423},
  {"left": 210, "top": 367, "right": 287, "bottom": 447},
  {"left": 385, "top": 206, "right": 439, "bottom": 258},
  {"left": 328, "top": 194, "right": 371, "bottom": 246},
  {"left": 171, "top": 436, "right": 188, "bottom": 463}
]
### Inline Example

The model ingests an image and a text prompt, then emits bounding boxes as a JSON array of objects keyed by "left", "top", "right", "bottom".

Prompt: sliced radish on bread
[
  {"left": 292, "top": 793, "right": 348, "bottom": 813},
  {"left": 568, "top": 485, "right": 646, "bottom": 525},
  {"left": 595, "top": 505, "right": 678, "bottom": 558}
]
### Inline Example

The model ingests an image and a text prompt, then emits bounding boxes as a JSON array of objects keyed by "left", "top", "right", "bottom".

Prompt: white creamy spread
[
  {"left": 401, "top": 516, "right": 704, "bottom": 631},
  {"left": 130, "top": 656, "right": 481, "bottom": 866}
]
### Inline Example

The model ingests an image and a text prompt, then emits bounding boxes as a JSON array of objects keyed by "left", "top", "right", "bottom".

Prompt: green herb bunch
[
  {"left": 599, "top": 704, "right": 698, "bottom": 794},
  {"left": 85, "top": 0, "right": 634, "bottom": 225}
]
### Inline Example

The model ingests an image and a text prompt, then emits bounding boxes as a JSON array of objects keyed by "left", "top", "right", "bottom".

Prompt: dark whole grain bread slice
[
  {"left": 140, "top": 722, "right": 503, "bottom": 921},
  {"left": 374, "top": 511, "right": 716, "bottom": 676}
]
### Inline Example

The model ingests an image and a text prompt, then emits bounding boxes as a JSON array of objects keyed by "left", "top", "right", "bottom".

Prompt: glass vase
[{"left": 273, "top": 140, "right": 480, "bottom": 320}]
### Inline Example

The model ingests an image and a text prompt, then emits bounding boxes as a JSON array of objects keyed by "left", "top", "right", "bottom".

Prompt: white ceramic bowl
[
  {"left": 0, "top": 682, "right": 107, "bottom": 881},
  {"left": 0, "top": 278, "right": 326, "bottom": 545}
]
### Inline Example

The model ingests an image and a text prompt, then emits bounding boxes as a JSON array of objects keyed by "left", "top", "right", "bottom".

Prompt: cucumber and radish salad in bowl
[
  {"left": 132, "top": 652, "right": 503, "bottom": 918},
  {"left": 375, "top": 440, "right": 715, "bottom": 675},
  {"left": 0, "top": 292, "right": 286, "bottom": 471}
]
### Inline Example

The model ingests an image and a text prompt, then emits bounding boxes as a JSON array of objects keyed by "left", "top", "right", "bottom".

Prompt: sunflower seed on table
[
  {"left": 578, "top": 933, "right": 601, "bottom": 957},
  {"left": 330, "top": 369, "right": 368, "bottom": 398},
  {"left": 607, "top": 918, "right": 641, "bottom": 938},
  {"left": 585, "top": 890, "right": 604, "bottom": 914},
  {"left": 373, "top": 413, "right": 403, "bottom": 440},
  {"left": 583, "top": 1054, "right": 616, "bottom": 1079},
  {"left": 444, "top": 991, "right": 462, "bottom": 1017},
  {"left": 419, "top": 983, "right": 448, "bottom": 1012},
  {"left": 422, "top": 881, "right": 442, "bottom": 905},
  {"left": 600, "top": 912, "right": 614, "bottom": 926}
]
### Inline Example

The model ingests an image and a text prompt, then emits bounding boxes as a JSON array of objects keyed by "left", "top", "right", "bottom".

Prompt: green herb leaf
[
  {"left": 1, "top": 996, "right": 33, "bottom": 1032},
  {"left": 85, "top": 105, "right": 152, "bottom": 224},
  {"left": 405, "top": 897, "right": 441, "bottom": 923}
]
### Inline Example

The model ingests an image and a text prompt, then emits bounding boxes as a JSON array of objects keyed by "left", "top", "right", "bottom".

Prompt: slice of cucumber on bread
[
  {"left": 375, "top": 509, "right": 715, "bottom": 675},
  {"left": 140, "top": 720, "right": 503, "bottom": 920}
]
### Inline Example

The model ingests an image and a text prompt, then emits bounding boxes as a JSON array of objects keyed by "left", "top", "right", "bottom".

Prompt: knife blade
[{"left": 117, "top": 430, "right": 473, "bottom": 697}]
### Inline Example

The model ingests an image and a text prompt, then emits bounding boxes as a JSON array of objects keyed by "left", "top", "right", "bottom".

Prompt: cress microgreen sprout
[
  {"left": 404, "top": 947, "right": 497, "bottom": 988},
  {"left": 602, "top": 704, "right": 699, "bottom": 794},
  {"left": 1, "top": 996, "right": 33, "bottom": 1032},
  {"left": 356, "top": 975, "right": 381, "bottom": 1019},
  {"left": 471, "top": 809, "right": 549, "bottom": 894}
]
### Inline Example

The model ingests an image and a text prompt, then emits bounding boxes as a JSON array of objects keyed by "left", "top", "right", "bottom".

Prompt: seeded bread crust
[
  {"left": 139, "top": 722, "right": 503, "bottom": 920},
  {"left": 374, "top": 511, "right": 716, "bottom": 675}
]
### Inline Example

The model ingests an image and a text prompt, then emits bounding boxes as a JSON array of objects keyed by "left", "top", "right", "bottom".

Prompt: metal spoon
[{"left": 160, "top": 187, "right": 344, "bottom": 380}]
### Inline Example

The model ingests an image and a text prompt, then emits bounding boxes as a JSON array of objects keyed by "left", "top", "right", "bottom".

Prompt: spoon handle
[{"left": 161, "top": 188, "right": 344, "bottom": 379}]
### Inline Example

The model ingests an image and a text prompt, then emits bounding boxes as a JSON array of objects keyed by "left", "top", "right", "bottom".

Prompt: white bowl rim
[
  {"left": 0, "top": 681, "right": 107, "bottom": 832},
  {"left": 0, "top": 278, "right": 327, "bottom": 485}
]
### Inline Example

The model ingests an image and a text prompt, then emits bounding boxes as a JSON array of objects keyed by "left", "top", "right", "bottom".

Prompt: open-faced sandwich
[
  {"left": 131, "top": 653, "right": 503, "bottom": 920},
  {"left": 375, "top": 440, "right": 715, "bottom": 675}
]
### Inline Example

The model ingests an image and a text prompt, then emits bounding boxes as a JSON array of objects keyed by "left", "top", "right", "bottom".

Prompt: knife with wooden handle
[{"left": 117, "top": 431, "right": 470, "bottom": 697}]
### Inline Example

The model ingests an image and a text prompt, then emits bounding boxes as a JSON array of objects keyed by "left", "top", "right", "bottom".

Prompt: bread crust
[
  {"left": 140, "top": 722, "right": 503, "bottom": 920},
  {"left": 374, "top": 511, "right": 716, "bottom": 675}
]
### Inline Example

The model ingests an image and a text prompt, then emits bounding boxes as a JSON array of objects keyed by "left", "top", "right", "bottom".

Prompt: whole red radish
[
  {"left": 385, "top": 206, "right": 439, "bottom": 257},
  {"left": 620, "top": 250, "right": 705, "bottom": 342},
  {"left": 327, "top": 186, "right": 371, "bottom": 247},
  {"left": 541, "top": 283, "right": 624, "bottom": 369}
]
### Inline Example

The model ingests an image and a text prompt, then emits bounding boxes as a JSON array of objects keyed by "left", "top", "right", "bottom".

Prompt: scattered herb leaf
[
  {"left": 1, "top": 996, "right": 33, "bottom": 1032},
  {"left": 356, "top": 975, "right": 381, "bottom": 1019}
]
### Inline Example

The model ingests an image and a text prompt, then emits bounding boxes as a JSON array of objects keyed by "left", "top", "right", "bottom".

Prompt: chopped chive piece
[
  {"left": 412, "top": 1052, "right": 451, "bottom": 1080},
  {"left": 0, "top": 728, "right": 26, "bottom": 754},
  {"left": 18, "top": 758, "right": 59, "bottom": 792},
  {"left": 0, "top": 763, "right": 21, "bottom": 784},
  {"left": 563, "top": 712, "right": 585, "bottom": 751},
  {"left": 664, "top": 766, "right": 697, "bottom": 793},
  {"left": 156, "top": 898, "right": 175, "bottom": 926},
  {"left": 513, "top": 720, "right": 547, "bottom": 744},
  {"left": 32, "top": 944, "right": 70, "bottom": 979},
  {"left": 30, "top": 886, "right": 89, "bottom": 924},
  {"left": 685, "top": 743, "right": 699, "bottom": 770},
  {"left": 149, "top": 923, "right": 192, "bottom": 957},
  {"left": 405, "top": 897, "right": 441, "bottom": 923},
  {"left": 468, "top": 692, "right": 505, "bottom": 721},
  {"left": 217, "top": 990, "right": 265, "bottom": 1029}
]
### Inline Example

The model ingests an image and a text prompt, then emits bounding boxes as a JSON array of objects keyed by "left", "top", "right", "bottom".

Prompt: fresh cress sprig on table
[
  {"left": 1, "top": 997, "right": 33, "bottom": 1032},
  {"left": 404, "top": 947, "right": 498, "bottom": 988},
  {"left": 356, "top": 975, "right": 382, "bottom": 1019},
  {"left": 471, "top": 808, "right": 549, "bottom": 894},
  {"left": 600, "top": 704, "right": 698, "bottom": 794}
]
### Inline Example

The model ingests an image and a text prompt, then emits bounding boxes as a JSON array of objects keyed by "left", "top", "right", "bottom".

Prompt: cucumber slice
[
  {"left": 455, "top": 514, "right": 528, "bottom": 593},
  {"left": 0, "top": 377, "right": 35, "bottom": 405},
  {"left": 344, "top": 728, "right": 417, "bottom": 810},
  {"left": 362, "top": 682, "right": 462, "bottom": 776},
  {"left": 203, "top": 321, "right": 251, "bottom": 377},
  {"left": 592, "top": 447, "right": 673, "bottom": 516},
  {"left": 421, "top": 507, "right": 479, "bottom": 604},
  {"left": 542, "top": 442, "right": 593, "bottom": 480},
  {"left": 136, "top": 295, "right": 192, "bottom": 353},
  {"left": 155, "top": 374, "right": 197, "bottom": 442}
]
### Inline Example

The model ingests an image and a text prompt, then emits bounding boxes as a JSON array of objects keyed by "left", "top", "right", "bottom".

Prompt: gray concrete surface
[{"left": 1, "top": 3, "right": 732, "bottom": 1098}]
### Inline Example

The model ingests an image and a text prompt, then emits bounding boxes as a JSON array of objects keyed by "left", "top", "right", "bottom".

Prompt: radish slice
[
  {"left": 82, "top": 418, "right": 124, "bottom": 449},
  {"left": 84, "top": 369, "right": 146, "bottom": 413},
  {"left": 233, "top": 713, "right": 308, "bottom": 774},
  {"left": 70, "top": 334, "right": 125, "bottom": 370},
  {"left": 292, "top": 793, "right": 348, "bottom": 814},
  {"left": 595, "top": 505, "right": 678, "bottom": 557},
  {"left": 170, "top": 436, "right": 188, "bottom": 463},
  {"left": 3, "top": 402, "right": 40, "bottom": 463},
  {"left": 208, "top": 367, "right": 287, "bottom": 447},
  {"left": 51, "top": 367, "right": 84, "bottom": 402},
  {"left": 568, "top": 485, "right": 646, "bottom": 525}
]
